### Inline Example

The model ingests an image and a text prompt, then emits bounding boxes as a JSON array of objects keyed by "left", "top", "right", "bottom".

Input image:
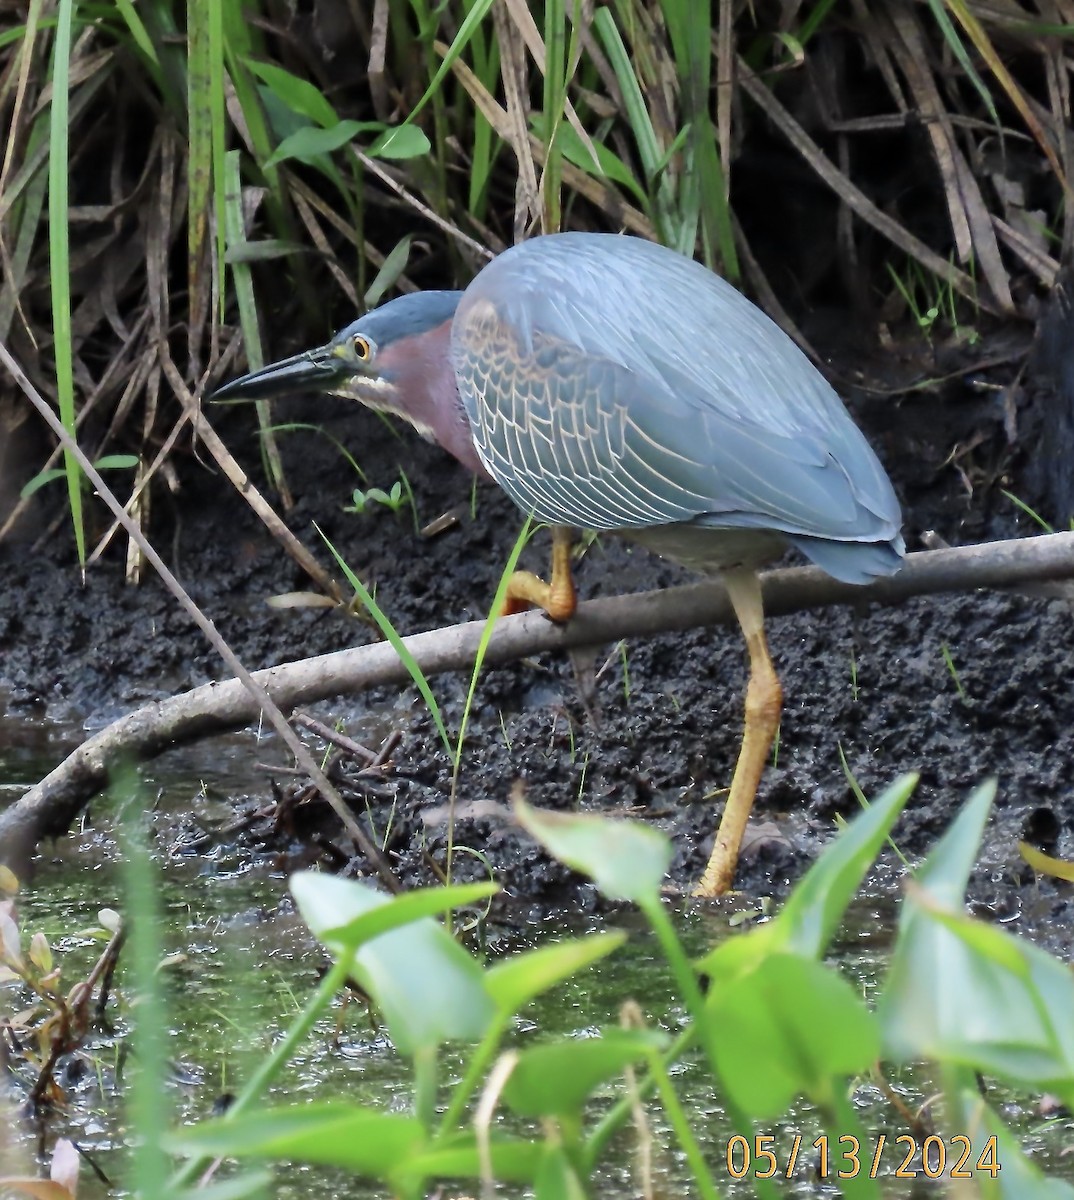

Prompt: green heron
[{"left": 216, "top": 232, "right": 904, "bottom": 896}]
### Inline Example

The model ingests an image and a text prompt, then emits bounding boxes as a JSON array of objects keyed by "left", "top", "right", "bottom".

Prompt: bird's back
[{"left": 452, "top": 233, "right": 903, "bottom": 583}]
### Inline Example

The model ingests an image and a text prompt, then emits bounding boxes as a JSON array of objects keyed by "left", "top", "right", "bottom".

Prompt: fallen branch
[{"left": 3, "top": 530, "right": 1074, "bottom": 870}]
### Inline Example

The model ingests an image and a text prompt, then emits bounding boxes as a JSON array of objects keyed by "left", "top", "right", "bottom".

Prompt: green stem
[
  {"left": 437, "top": 1015, "right": 508, "bottom": 1136},
  {"left": 414, "top": 1045, "right": 438, "bottom": 1133},
  {"left": 612, "top": 899, "right": 781, "bottom": 1200},
  {"left": 644, "top": 1049, "right": 720, "bottom": 1200},
  {"left": 585, "top": 1024, "right": 697, "bottom": 1168}
]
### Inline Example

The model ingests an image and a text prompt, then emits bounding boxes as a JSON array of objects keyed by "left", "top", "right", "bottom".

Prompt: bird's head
[{"left": 212, "top": 291, "right": 464, "bottom": 418}]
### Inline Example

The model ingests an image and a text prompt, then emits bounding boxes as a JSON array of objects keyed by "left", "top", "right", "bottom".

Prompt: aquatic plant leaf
[
  {"left": 706, "top": 954, "right": 878, "bottom": 1120},
  {"left": 697, "top": 774, "right": 916, "bottom": 982},
  {"left": 881, "top": 885, "right": 1074, "bottom": 1097},
  {"left": 175, "top": 1171, "right": 274, "bottom": 1199},
  {"left": 768, "top": 772, "right": 916, "bottom": 959},
  {"left": 173, "top": 1104, "right": 424, "bottom": 1175},
  {"left": 502, "top": 1029, "right": 667, "bottom": 1117},
  {"left": 486, "top": 932, "right": 628, "bottom": 1014},
  {"left": 292, "top": 872, "right": 497, "bottom": 949},
  {"left": 951, "top": 1091, "right": 1074, "bottom": 1200},
  {"left": 514, "top": 800, "right": 672, "bottom": 903},
  {"left": 912, "top": 779, "right": 995, "bottom": 905},
  {"left": 291, "top": 873, "right": 495, "bottom": 1054},
  {"left": 396, "top": 1135, "right": 544, "bottom": 1185},
  {"left": 880, "top": 780, "right": 1074, "bottom": 1099}
]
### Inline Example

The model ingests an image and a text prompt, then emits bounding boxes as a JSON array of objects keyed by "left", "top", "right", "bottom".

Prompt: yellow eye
[{"left": 353, "top": 335, "right": 372, "bottom": 361}]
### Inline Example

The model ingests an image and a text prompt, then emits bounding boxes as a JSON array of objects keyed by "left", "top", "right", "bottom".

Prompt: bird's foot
[{"left": 502, "top": 569, "right": 576, "bottom": 623}]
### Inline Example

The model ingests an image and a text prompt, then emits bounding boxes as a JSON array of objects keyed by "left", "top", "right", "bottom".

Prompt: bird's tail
[{"left": 786, "top": 532, "right": 905, "bottom": 584}]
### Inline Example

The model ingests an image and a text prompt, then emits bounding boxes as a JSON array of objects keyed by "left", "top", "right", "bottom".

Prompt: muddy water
[{"left": 3, "top": 721, "right": 1074, "bottom": 1198}]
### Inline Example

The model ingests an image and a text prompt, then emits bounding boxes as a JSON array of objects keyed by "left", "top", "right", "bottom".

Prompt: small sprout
[
  {"left": 345, "top": 479, "right": 407, "bottom": 516},
  {"left": 1001, "top": 489, "right": 1055, "bottom": 534},
  {"left": 941, "top": 642, "right": 967, "bottom": 702}
]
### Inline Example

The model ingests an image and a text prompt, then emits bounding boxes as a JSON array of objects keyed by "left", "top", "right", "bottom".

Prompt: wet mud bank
[{"left": 2, "top": 364, "right": 1073, "bottom": 942}]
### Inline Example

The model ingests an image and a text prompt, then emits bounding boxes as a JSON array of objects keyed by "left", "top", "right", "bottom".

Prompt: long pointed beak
[{"left": 212, "top": 344, "right": 350, "bottom": 402}]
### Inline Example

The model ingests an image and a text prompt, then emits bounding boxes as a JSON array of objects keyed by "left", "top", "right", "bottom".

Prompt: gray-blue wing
[{"left": 450, "top": 233, "right": 903, "bottom": 576}]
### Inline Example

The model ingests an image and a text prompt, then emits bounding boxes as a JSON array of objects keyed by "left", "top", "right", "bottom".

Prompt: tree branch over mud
[{"left": 3, "top": 530, "right": 1074, "bottom": 870}]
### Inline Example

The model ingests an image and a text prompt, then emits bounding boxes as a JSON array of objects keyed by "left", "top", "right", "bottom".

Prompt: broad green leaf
[
  {"left": 881, "top": 880, "right": 1074, "bottom": 1096},
  {"left": 291, "top": 872, "right": 497, "bottom": 950},
  {"left": 773, "top": 772, "right": 917, "bottom": 957},
  {"left": 694, "top": 920, "right": 779, "bottom": 987},
  {"left": 175, "top": 1171, "right": 273, "bottom": 1200},
  {"left": 172, "top": 1105, "right": 423, "bottom": 1175},
  {"left": 394, "top": 1135, "right": 544, "bottom": 1185},
  {"left": 244, "top": 60, "right": 338, "bottom": 127},
  {"left": 953, "top": 1091, "right": 1074, "bottom": 1200},
  {"left": 515, "top": 799, "right": 671, "bottom": 903},
  {"left": 707, "top": 954, "right": 878, "bottom": 1120},
  {"left": 291, "top": 873, "right": 493, "bottom": 1053},
  {"left": 368, "top": 125, "right": 430, "bottom": 160},
  {"left": 265, "top": 120, "right": 370, "bottom": 168},
  {"left": 698, "top": 774, "right": 916, "bottom": 981},
  {"left": 913, "top": 779, "right": 995, "bottom": 905},
  {"left": 552, "top": 122, "right": 647, "bottom": 206},
  {"left": 364, "top": 235, "right": 412, "bottom": 309},
  {"left": 503, "top": 1029, "right": 667, "bottom": 1117},
  {"left": 878, "top": 780, "right": 1074, "bottom": 1097},
  {"left": 486, "top": 932, "right": 627, "bottom": 1014}
]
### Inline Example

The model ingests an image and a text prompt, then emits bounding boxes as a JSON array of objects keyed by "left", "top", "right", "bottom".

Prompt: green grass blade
[
  {"left": 454, "top": 516, "right": 534, "bottom": 771},
  {"left": 222, "top": 150, "right": 289, "bottom": 501},
  {"left": 406, "top": 0, "right": 497, "bottom": 126},
  {"left": 114, "top": 769, "right": 172, "bottom": 1198},
  {"left": 47, "top": 0, "right": 83, "bottom": 565},
  {"left": 317, "top": 525, "right": 452, "bottom": 755},
  {"left": 208, "top": 0, "right": 226, "bottom": 317},
  {"left": 925, "top": 0, "right": 1000, "bottom": 128},
  {"left": 593, "top": 8, "right": 661, "bottom": 179}
]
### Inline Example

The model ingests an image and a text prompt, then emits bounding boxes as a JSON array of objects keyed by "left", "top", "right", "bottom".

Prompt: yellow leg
[
  {"left": 503, "top": 525, "right": 577, "bottom": 623},
  {"left": 694, "top": 568, "right": 782, "bottom": 898}
]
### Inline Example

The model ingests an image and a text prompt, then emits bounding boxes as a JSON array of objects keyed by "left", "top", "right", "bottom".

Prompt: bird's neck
[{"left": 396, "top": 318, "right": 489, "bottom": 478}]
